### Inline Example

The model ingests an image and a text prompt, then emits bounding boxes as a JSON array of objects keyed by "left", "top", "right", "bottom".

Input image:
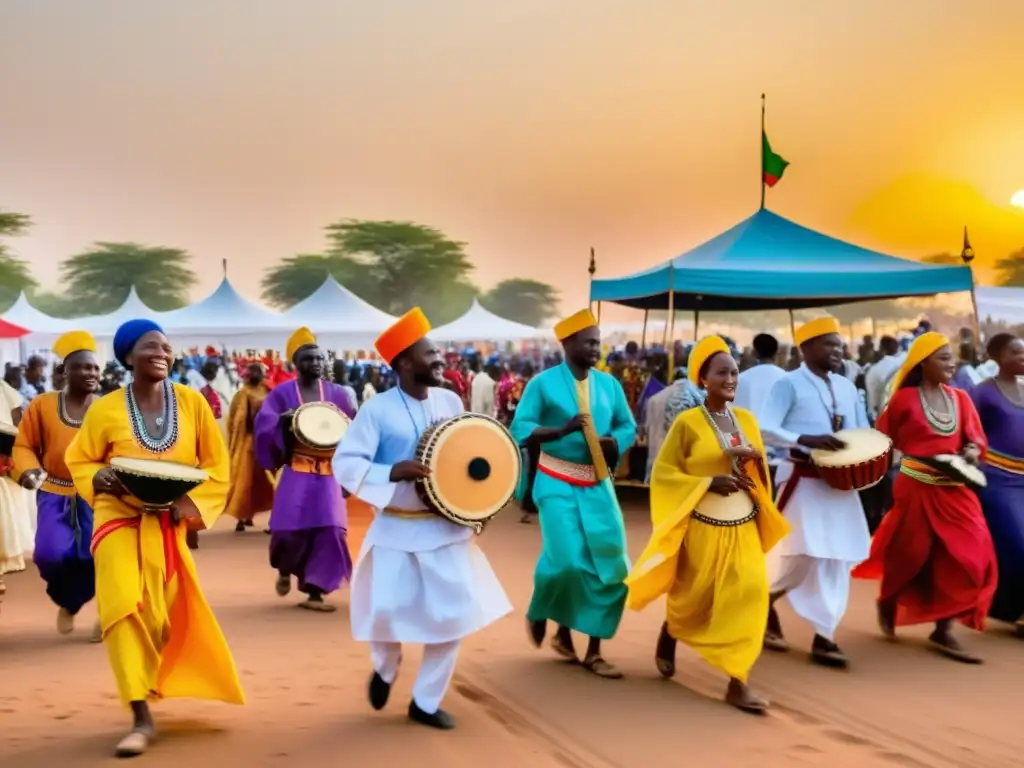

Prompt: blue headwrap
[{"left": 113, "top": 319, "right": 164, "bottom": 369}]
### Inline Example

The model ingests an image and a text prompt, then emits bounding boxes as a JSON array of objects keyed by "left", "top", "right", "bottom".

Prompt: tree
[
  {"left": 0, "top": 210, "right": 38, "bottom": 311},
  {"left": 262, "top": 220, "right": 480, "bottom": 324},
  {"left": 994, "top": 247, "right": 1024, "bottom": 286},
  {"left": 60, "top": 242, "right": 197, "bottom": 314},
  {"left": 480, "top": 278, "right": 560, "bottom": 327}
]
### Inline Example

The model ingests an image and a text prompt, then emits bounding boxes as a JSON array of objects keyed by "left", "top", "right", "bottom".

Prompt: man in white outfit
[
  {"left": 735, "top": 333, "right": 787, "bottom": 484},
  {"left": 758, "top": 316, "right": 870, "bottom": 667},
  {"left": 332, "top": 307, "right": 511, "bottom": 730}
]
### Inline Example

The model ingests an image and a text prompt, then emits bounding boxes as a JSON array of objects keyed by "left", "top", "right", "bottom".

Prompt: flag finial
[{"left": 960, "top": 226, "right": 974, "bottom": 264}]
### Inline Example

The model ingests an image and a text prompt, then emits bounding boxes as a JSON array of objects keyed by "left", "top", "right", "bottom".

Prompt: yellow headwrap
[
  {"left": 375, "top": 308, "right": 431, "bottom": 365},
  {"left": 887, "top": 332, "right": 950, "bottom": 398},
  {"left": 285, "top": 326, "right": 317, "bottom": 362},
  {"left": 52, "top": 330, "right": 97, "bottom": 360},
  {"left": 688, "top": 335, "right": 731, "bottom": 387},
  {"left": 554, "top": 309, "right": 598, "bottom": 342},
  {"left": 794, "top": 316, "right": 842, "bottom": 347}
]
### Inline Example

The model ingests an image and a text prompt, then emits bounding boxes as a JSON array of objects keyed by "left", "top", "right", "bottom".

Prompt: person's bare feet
[
  {"left": 655, "top": 622, "right": 676, "bottom": 678},
  {"left": 763, "top": 605, "right": 788, "bottom": 651},
  {"left": 57, "top": 607, "right": 75, "bottom": 635}
]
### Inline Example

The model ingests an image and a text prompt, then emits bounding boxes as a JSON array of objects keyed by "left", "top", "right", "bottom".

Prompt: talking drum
[
  {"left": 291, "top": 402, "right": 349, "bottom": 460},
  {"left": 415, "top": 413, "right": 522, "bottom": 533},
  {"left": 109, "top": 457, "right": 210, "bottom": 514},
  {"left": 809, "top": 428, "right": 893, "bottom": 492}
]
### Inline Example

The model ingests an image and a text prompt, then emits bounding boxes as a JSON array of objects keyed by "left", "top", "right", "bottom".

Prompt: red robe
[{"left": 854, "top": 386, "right": 997, "bottom": 630}]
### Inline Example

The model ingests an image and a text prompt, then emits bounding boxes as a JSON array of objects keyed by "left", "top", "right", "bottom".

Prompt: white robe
[
  {"left": 332, "top": 386, "right": 511, "bottom": 712},
  {"left": 0, "top": 380, "right": 35, "bottom": 574},
  {"left": 758, "top": 364, "right": 871, "bottom": 641}
]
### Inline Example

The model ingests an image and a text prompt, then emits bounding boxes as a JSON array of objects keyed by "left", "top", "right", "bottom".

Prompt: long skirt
[
  {"left": 527, "top": 473, "right": 629, "bottom": 639},
  {"left": 854, "top": 475, "right": 997, "bottom": 629},
  {"left": 977, "top": 468, "right": 1024, "bottom": 623},
  {"left": 666, "top": 517, "right": 768, "bottom": 683},
  {"left": 269, "top": 526, "right": 352, "bottom": 595},
  {"left": 34, "top": 490, "right": 95, "bottom": 614},
  {"left": 0, "top": 478, "right": 36, "bottom": 574}
]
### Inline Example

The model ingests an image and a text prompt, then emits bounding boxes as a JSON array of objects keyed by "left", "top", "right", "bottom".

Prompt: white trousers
[
  {"left": 370, "top": 639, "right": 460, "bottom": 714},
  {"left": 771, "top": 555, "right": 855, "bottom": 642}
]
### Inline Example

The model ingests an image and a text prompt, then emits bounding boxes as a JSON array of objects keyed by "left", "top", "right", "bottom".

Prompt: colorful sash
[{"left": 985, "top": 449, "right": 1024, "bottom": 476}]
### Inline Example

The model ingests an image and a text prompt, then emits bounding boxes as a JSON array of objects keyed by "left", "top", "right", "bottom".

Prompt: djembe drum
[
  {"left": 109, "top": 457, "right": 210, "bottom": 514},
  {"left": 415, "top": 413, "right": 521, "bottom": 533},
  {"left": 290, "top": 402, "right": 350, "bottom": 460},
  {"left": 809, "top": 428, "right": 893, "bottom": 492}
]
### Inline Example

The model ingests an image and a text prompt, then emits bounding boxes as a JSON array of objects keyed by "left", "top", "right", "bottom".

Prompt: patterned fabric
[
  {"left": 663, "top": 374, "right": 706, "bottom": 431},
  {"left": 200, "top": 384, "right": 223, "bottom": 419}
]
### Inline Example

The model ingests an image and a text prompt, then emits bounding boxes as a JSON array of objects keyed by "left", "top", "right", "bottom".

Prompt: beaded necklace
[
  {"left": 126, "top": 379, "right": 179, "bottom": 453},
  {"left": 700, "top": 404, "right": 747, "bottom": 474},
  {"left": 917, "top": 385, "right": 957, "bottom": 436},
  {"left": 57, "top": 391, "right": 83, "bottom": 429}
]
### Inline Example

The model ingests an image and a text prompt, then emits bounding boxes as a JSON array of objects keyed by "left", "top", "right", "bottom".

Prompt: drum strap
[
  {"left": 288, "top": 454, "right": 334, "bottom": 476},
  {"left": 775, "top": 459, "right": 819, "bottom": 513},
  {"left": 383, "top": 507, "right": 434, "bottom": 519},
  {"left": 90, "top": 511, "right": 180, "bottom": 584},
  {"left": 538, "top": 453, "right": 598, "bottom": 487},
  {"left": 986, "top": 449, "right": 1024, "bottom": 476},
  {"left": 900, "top": 457, "right": 964, "bottom": 487}
]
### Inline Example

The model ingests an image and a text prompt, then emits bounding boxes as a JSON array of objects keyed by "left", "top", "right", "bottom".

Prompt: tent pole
[
  {"left": 788, "top": 309, "right": 797, "bottom": 342},
  {"left": 969, "top": 283, "right": 982, "bottom": 350},
  {"left": 596, "top": 301, "right": 602, "bottom": 324},
  {"left": 588, "top": 247, "right": 596, "bottom": 314},
  {"left": 694, "top": 310, "right": 700, "bottom": 339},
  {"left": 640, "top": 309, "right": 649, "bottom": 349},
  {"left": 666, "top": 265, "right": 676, "bottom": 376}
]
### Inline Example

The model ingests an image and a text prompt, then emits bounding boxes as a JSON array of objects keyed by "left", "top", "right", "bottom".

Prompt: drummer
[
  {"left": 254, "top": 326, "right": 355, "bottom": 612},
  {"left": 758, "top": 316, "right": 871, "bottom": 667},
  {"left": 11, "top": 330, "right": 102, "bottom": 640},
  {"left": 64, "top": 318, "right": 244, "bottom": 757},
  {"left": 332, "top": 308, "right": 511, "bottom": 730}
]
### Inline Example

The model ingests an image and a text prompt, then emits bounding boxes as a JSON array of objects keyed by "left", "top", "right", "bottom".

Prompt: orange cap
[{"left": 375, "top": 308, "right": 431, "bottom": 365}]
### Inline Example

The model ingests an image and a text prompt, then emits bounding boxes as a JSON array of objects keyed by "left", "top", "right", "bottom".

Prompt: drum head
[
  {"left": 109, "top": 457, "right": 209, "bottom": 507},
  {"left": 424, "top": 416, "right": 521, "bottom": 521},
  {"left": 924, "top": 454, "right": 988, "bottom": 489},
  {"left": 810, "top": 428, "right": 892, "bottom": 467},
  {"left": 294, "top": 403, "right": 349, "bottom": 448}
]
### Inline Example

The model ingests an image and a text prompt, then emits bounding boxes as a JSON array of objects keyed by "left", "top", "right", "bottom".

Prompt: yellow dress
[
  {"left": 65, "top": 383, "right": 245, "bottom": 707},
  {"left": 625, "top": 407, "right": 790, "bottom": 682}
]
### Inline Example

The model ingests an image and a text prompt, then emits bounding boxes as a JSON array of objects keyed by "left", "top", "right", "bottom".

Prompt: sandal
[
  {"left": 299, "top": 598, "right": 336, "bottom": 613},
  {"left": 810, "top": 637, "right": 848, "bottom": 668},
  {"left": 551, "top": 634, "right": 578, "bottom": 661},
  {"left": 655, "top": 624, "right": 676, "bottom": 678},
  {"left": 114, "top": 727, "right": 154, "bottom": 758},
  {"left": 582, "top": 656, "right": 623, "bottom": 679},
  {"left": 275, "top": 575, "right": 291, "bottom": 597},
  {"left": 928, "top": 633, "right": 981, "bottom": 664},
  {"left": 726, "top": 682, "right": 768, "bottom": 714}
]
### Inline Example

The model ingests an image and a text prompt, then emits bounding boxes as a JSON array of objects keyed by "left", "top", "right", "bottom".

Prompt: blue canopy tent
[{"left": 589, "top": 209, "right": 974, "bottom": 312}]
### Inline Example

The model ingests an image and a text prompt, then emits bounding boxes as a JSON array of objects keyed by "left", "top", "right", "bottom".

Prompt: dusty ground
[{"left": 1, "top": 493, "right": 1022, "bottom": 767}]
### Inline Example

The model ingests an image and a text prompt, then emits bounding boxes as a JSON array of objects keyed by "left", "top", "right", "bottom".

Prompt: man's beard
[{"left": 413, "top": 369, "right": 436, "bottom": 386}]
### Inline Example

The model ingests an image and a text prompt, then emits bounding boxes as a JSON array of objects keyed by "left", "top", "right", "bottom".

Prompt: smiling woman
[{"left": 1011, "top": 190, "right": 1024, "bottom": 208}]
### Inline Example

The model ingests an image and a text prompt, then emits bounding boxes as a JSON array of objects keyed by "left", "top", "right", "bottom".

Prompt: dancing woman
[
  {"left": 12, "top": 331, "right": 101, "bottom": 640},
  {"left": 65, "top": 319, "right": 244, "bottom": 757},
  {"left": 971, "top": 333, "right": 1024, "bottom": 631},
  {"left": 854, "top": 332, "right": 997, "bottom": 662},
  {"left": 626, "top": 336, "right": 789, "bottom": 713}
]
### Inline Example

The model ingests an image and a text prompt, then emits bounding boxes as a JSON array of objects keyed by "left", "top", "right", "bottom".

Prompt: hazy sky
[{"left": 2, "top": 0, "right": 1023, "bottom": 321}]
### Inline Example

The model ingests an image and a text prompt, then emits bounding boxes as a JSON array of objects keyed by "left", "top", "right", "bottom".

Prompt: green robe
[{"left": 510, "top": 363, "right": 637, "bottom": 638}]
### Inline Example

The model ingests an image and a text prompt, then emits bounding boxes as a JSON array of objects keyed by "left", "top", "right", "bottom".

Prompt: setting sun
[{"left": 1011, "top": 189, "right": 1024, "bottom": 208}]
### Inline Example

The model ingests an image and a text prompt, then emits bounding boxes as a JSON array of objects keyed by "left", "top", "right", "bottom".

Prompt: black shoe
[
  {"left": 368, "top": 671, "right": 391, "bottom": 711},
  {"left": 408, "top": 700, "right": 454, "bottom": 730}
]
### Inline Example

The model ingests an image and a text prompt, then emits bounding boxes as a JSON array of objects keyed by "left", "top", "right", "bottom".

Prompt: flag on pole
[{"left": 762, "top": 131, "right": 789, "bottom": 188}]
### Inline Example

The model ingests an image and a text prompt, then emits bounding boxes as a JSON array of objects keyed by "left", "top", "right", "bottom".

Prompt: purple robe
[
  {"left": 254, "top": 380, "right": 355, "bottom": 595},
  {"left": 972, "top": 379, "right": 1024, "bottom": 623}
]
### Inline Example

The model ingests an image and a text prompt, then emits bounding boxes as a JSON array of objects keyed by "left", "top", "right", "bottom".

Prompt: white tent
[
  {"left": 281, "top": 277, "right": 397, "bottom": 349},
  {"left": 976, "top": 286, "right": 1024, "bottom": 325},
  {"left": 430, "top": 299, "right": 550, "bottom": 342},
  {"left": 158, "top": 276, "right": 289, "bottom": 348},
  {"left": 77, "top": 287, "right": 166, "bottom": 337},
  {"left": 1, "top": 292, "right": 80, "bottom": 355}
]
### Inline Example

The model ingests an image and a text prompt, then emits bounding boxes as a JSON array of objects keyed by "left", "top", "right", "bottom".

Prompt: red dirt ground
[{"left": 1, "top": 494, "right": 1021, "bottom": 767}]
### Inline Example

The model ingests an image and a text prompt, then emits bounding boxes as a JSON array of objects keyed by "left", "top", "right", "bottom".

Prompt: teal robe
[{"left": 510, "top": 363, "right": 637, "bottom": 639}]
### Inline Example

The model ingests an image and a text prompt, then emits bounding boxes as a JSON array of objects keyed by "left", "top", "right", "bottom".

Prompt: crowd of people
[{"left": 0, "top": 309, "right": 1022, "bottom": 758}]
